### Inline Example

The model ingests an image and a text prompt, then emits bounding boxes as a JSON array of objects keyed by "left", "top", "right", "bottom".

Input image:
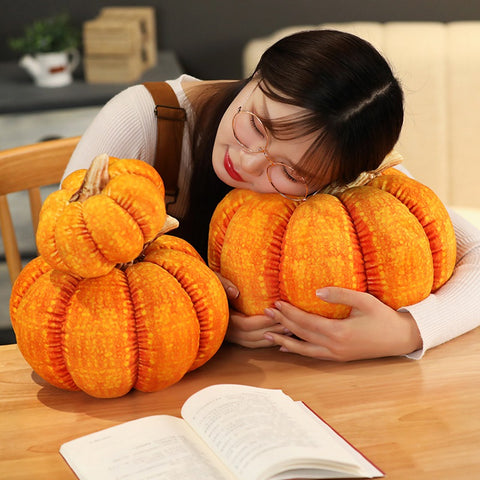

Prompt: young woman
[{"left": 64, "top": 30, "right": 480, "bottom": 361}]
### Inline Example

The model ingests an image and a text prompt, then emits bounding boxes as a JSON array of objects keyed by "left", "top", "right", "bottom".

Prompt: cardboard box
[
  {"left": 83, "top": 18, "right": 143, "bottom": 57},
  {"left": 100, "top": 6, "right": 157, "bottom": 68},
  {"left": 83, "top": 18, "right": 144, "bottom": 83},
  {"left": 84, "top": 54, "right": 143, "bottom": 84},
  {"left": 82, "top": 7, "right": 158, "bottom": 84}
]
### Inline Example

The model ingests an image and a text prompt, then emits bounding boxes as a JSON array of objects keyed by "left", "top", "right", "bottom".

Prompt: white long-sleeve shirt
[
  {"left": 65, "top": 75, "right": 480, "bottom": 359},
  {"left": 64, "top": 75, "right": 197, "bottom": 220}
]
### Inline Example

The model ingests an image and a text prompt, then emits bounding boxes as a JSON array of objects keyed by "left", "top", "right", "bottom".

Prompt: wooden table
[{"left": 1, "top": 329, "right": 480, "bottom": 479}]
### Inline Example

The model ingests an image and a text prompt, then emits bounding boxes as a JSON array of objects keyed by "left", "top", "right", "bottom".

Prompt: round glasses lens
[
  {"left": 267, "top": 163, "right": 308, "bottom": 199},
  {"left": 233, "top": 111, "right": 268, "bottom": 152}
]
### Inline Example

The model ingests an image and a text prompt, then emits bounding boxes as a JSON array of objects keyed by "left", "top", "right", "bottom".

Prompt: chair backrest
[{"left": 0, "top": 136, "right": 80, "bottom": 284}]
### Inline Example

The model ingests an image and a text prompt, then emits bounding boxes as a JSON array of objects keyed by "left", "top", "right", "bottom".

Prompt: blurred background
[{"left": 2, "top": 0, "right": 480, "bottom": 79}]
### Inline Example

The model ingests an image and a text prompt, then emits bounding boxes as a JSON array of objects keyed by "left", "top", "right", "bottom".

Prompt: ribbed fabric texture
[{"left": 65, "top": 85, "right": 156, "bottom": 173}]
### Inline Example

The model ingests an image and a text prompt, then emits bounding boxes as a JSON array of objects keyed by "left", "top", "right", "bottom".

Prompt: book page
[
  {"left": 296, "top": 402, "right": 384, "bottom": 478},
  {"left": 60, "top": 415, "right": 237, "bottom": 480},
  {"left": 181, "top": 384, "right": 379, "bottom": 480}
]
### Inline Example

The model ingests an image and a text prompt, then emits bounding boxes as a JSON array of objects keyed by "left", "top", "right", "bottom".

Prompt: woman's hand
[
  {"left": 262, "top": 287, "right": 423, "bottom": 361},
  {"left": 226, "top": 309, "right": 289, "bottom": 348},
  {"left": 215, "top": 272, "right": 290, "bottom": 348}
]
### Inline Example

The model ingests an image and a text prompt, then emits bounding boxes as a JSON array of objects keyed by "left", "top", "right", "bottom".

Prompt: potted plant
[{"left": 8, "top": 14, "right": 81, "bottom": 87}]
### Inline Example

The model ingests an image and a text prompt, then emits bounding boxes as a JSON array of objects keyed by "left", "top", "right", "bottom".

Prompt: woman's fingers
[
  {"left": 214, "top": 271, "right": 239, "bottom": 300},
  {"left": 226, "top": 309, "right": 285, "bottom": 348},
  {"left": 263, "top": 331, "right": 334, "bottom": 360},
  {"left": 316, "top": 286, "right": 376, "bottom": 313}
]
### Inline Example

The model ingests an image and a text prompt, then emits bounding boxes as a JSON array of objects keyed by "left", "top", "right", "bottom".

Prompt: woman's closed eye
[
  {"left": 273, "top": 163, "right": 306, "bottom": 184},
  {"left": 283, "top": 167, "right": 300, "bottom": 183},
  {"left": 249, "top": 114, "right": 266, "bottom": 139}
]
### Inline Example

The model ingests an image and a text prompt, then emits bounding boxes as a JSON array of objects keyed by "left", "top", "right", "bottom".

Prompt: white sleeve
[
  {"left": 401, "top": 209, "right": 480, "bottom": 359},
  {"left": 62, "top": 84, "right": 157, "bottom": 180}
]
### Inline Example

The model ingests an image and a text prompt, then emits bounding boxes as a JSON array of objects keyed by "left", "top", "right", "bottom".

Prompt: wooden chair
[{"left": 0, "top": 136, "right": 80, "bottom": 284}]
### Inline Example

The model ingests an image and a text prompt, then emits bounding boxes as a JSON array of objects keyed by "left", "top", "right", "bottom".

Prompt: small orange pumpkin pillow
[
  {"left": 208, "top": 169, "right": 456, "bottom": 319},
  {"left": 36, "top": 154, "right": 166, "bottom": 278}
]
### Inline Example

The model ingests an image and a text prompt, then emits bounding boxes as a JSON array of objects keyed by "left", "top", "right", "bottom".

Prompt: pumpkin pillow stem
[
  {"left": 69, "top": 153, "right": 110, "bottom": 202},
  {"left": 158, "top": 215, "right": 180, "bottom": 235}
]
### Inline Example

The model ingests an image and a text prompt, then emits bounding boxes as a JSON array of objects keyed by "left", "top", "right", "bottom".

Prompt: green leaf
[{"left": 8, "top": 14, "right": 80, "bottom": 55}]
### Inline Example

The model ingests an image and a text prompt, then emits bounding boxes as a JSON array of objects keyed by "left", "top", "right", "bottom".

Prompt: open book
[{"left": 60, "top": 384, "right": 383, "bottom": 480}]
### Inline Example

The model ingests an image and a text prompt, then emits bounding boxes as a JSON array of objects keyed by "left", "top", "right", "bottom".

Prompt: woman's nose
[{"left": 239, "top": 149, "right": 268, "bottom": 176}]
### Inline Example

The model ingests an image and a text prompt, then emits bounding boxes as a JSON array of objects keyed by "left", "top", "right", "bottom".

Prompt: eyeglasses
[{"left": 232, "top": 88, "right": 309, "bottom": 201}]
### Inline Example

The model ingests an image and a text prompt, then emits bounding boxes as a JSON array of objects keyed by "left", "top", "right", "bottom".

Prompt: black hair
[
  {"left": 254, "top": 29, "right": 404, "bottom": 187},
  {"left": 177, "top": 80, "right": 247, "bottom": 258},
  {"left": 180, "top": 29, "right": 404, "bottom": 258}
]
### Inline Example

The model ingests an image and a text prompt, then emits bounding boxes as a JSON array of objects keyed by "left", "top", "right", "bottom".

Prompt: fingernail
[
  {"left": 274, "top": 301, "right": 282, "bottom": 310},
  {"left": 316, "top": 288, "right": 328, "bottom": 299},
  {"left": 279, "top": 346, "right": 289, "bottom": 352},
  {"left": 264, "top": 333, "right": 274, "bottom": 342},
  {"left": 226, "top": 286, "right": 239, "bottom": 299},
  {"left": 264, "top": 308, "right": 275, "bottom": 318}
]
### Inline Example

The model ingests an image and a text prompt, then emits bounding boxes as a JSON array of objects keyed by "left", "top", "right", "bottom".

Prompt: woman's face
[{"left": 212, "top": 80, "right": 330, "bottom": 197}]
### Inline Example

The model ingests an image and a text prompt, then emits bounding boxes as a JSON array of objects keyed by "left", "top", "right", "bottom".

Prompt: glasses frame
[{"left": 231, "top": 85, "right": 309, "bottom": 202}]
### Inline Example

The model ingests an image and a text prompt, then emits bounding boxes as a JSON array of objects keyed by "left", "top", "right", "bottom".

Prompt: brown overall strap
[{"left": 143, "top": 81, "right": 186, "bottom": 202}]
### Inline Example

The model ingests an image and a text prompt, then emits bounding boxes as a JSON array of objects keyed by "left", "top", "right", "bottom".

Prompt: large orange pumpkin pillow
[
  {"left": 10, "top": 235, "right": 229, "bottom": 398},
  {"left": 208, "top": 168, "right": 456, "bottom": 319}
]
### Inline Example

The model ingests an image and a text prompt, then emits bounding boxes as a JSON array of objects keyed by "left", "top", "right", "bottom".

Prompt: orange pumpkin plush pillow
[
  {"left": 10, "top": 235, "right": 229, "bottom": 398},
  {"left": 208, "top": 169, "right": 456, "bottom": 319},
  {"left": 36, "top": 154, "right": 166, "bottom": 278}
]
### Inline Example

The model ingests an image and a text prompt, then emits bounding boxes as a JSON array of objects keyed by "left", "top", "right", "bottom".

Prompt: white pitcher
[{"left": 19, "top": 49, "right": 80, "bottom": 87}]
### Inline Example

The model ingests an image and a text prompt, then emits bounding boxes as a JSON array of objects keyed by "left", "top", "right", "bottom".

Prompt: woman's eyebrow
[
  {"left": 249, "top": 90, "right": 270, "bottom": 120},
  {"left": 258, "top": 92, "right": 300, "bottom": 127}
]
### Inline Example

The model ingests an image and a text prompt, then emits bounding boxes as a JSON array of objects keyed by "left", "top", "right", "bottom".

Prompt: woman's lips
[{"left": 224, "top": 150, "right": 245, "bottom": 182}]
